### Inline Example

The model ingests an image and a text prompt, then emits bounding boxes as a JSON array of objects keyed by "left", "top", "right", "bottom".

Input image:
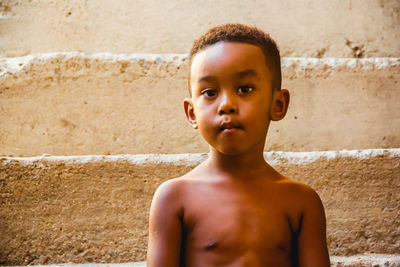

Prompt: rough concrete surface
[
  {"left": 1, "top": 54, "right": 399, "bottom": 156},
  {"left": 1, "top": 0, "right": 399, "bottom": 57},
  {"left": 9, "top": 264, "right": 147, "bottom": 267},
  {"left": 1, "top": 149, "right": 399, "bottom": 265},
  {"left": 7, "top": 255, "right": 400, "bottom": 267},
  {"left": 330, "top": 255, "right": 400, "bottom": 267}
]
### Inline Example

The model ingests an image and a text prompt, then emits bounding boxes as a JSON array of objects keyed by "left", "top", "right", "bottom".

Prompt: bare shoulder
[
  {"left": 276, "top": 176, "right": 324, "bottom": 211},
  {"left": 278, "top": 179, "right": 330, "bottom": 265},
  {"left": 151, "top": 174, "right": 201, "bottom": 207},
  {"left": 148, "top": 176, "right": 193, "bottom": 266},
  {"left": 152, "top": 177, "right": 188, "bottom": 207}
]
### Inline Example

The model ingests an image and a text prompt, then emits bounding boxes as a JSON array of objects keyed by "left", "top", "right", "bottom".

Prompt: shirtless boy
[{"left": 147, "top": 24, "right": 330, "bottom": 267}]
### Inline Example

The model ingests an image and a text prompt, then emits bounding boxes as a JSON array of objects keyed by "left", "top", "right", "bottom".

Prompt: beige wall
[
  {"left": 1, "top": 0, "right": 399, "bottom": 265},
  {"left": 1, "top": 150, "right": 399, "bottom": 265},
  {"left": 1, "top": 54, "right": 399, "bottom": 156},
  {"left": 1, "top": 0, "right": 399, "bottom": 57},
  {"left": 2, "top": 155, "right": 398, "bottom": 267}
]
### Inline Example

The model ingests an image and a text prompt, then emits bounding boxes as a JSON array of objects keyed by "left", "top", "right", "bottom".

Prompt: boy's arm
[
  {"left": 147, "top": 179, "right": 184, "bottom": 267},
  {"left": 297, "top": 187, "right": 330, "bottom": 267}
]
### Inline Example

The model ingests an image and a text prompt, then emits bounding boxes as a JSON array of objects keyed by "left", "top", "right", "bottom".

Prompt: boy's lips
[{"left": 219, "top": 121, "right": 242, "bottom": 132}]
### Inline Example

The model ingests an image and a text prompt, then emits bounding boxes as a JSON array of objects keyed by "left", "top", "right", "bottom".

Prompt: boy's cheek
[{"left": 193, "top": 101, "right": 215, "bottom": 114}]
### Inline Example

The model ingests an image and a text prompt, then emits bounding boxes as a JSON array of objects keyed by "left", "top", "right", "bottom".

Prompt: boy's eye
[
  {"left": 201, "top": 88, "right": 218, "bottom": 98},
  {"left": 237, "top": 85, "right": 254, "bottom": 94}
]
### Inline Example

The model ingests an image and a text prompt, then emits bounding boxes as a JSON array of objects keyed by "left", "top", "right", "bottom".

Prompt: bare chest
[{"left": 183, "top": 192, "right": 297, "bottom": 265}]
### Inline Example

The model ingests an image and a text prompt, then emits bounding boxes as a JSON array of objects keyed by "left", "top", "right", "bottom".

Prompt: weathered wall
[
  {"left": 1, "top": 0, "right": 399, "bottom": 265},
  {"left": 1, "top": 54, "right": 399, "bottom": 156},
  {"left": 1, "top": 149, "right": 399, "bottom": 265},
  {"left": 1, "top": 0, "right": 399, "bottom": 57}
]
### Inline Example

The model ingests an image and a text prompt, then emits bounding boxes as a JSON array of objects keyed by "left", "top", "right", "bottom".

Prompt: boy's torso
[{"left": 178, "top": 171, "right": 304, "bottom": 267}]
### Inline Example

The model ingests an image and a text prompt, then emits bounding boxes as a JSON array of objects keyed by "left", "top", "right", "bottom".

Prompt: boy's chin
[
  {"left": 210, "top": 145, "right": 249, "bottom": 156},
  {"left": 207, "top": 137, "right": 267, "bottom": 157}
]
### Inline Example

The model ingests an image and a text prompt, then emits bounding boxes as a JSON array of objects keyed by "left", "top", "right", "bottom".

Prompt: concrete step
[
  {"left": 1, "top": 0, "right": 399, "bottom": 57},
  {"left": 9, "top": 264, "right": 146, "bottom": 267},
  {"left": 1, "top": 149, "right": 399, "bottom": 265},
  {"left": 1, "top": 53, "right": 399, "bottom": 156},
  {"left": 7, "top": 255, "right": 400, "bottom": 267}
]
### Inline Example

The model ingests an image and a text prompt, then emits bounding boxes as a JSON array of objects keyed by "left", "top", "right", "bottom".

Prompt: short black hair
[{"left": 189, "top": 23, "right": 281, "bottom": 93}]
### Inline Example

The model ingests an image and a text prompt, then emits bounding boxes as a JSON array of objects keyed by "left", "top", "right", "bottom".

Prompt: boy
[{"left": 147, "top": 24, "right": 330, "bottom": 266}]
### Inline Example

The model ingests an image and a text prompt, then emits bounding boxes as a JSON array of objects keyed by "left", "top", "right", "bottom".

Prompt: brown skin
[{"left": 147, "top": 42, "right": 330, "bottom": 266}]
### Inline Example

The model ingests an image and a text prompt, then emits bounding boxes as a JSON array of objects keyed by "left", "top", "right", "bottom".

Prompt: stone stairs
[
  {"left": 1, "top": 54, "right": 399, "bottom": 155},
  {"left": 1, "top": 1, "right": 399, "bottom": 266},
  {"left": 9, "top": 255, "right": 400, "bottom": 267},
  {"left": 1, "top": 150, "right": 399, "bottom": 266}
]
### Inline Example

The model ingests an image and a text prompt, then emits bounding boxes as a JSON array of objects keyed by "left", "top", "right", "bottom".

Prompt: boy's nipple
[{"left": 205, "top": 240, "right": 218, "bottom": 250}]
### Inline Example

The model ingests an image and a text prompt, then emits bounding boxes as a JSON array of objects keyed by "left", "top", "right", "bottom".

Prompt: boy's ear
[
  {"left": 270, "top": 89, "right": 290, "bottom": 121},
  {"left": 184, "top": 98, "right": 198, "bottom": 129}
]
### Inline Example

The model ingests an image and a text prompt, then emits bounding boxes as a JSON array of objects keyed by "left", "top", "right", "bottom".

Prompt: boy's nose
[{"left": 217, "top": 92, "right": 237, "bottom": 115}]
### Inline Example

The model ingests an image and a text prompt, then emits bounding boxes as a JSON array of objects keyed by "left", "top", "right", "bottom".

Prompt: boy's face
[{"left": 185, "top": 42, "right": 288, "bottom": 155}]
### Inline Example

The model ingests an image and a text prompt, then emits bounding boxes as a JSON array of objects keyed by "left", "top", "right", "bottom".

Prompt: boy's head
[
  {"left": 189, "top": 23, "right": 282, "bottom": 95},
  {"left": 185, "top": 23, "right": 289, "bottom": 155}
]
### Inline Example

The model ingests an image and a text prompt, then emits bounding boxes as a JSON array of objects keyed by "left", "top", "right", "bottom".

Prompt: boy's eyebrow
[
  {"left": 198, "top": 75, "right": 217, "bottom": 83},
  {"left": 234, "top": 69, "right": 260, "bottom": 80},
  {"left": 197, "top": 69, "right": 260, "bottom": 83}
]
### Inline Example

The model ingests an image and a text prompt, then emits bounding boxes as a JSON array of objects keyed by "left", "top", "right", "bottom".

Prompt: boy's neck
[{"left": 207, "top": 146, "right": 273, "bottom": 179}]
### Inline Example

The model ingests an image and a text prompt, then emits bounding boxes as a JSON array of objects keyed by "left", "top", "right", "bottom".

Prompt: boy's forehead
[{"left": 190, "top": 41, "right": 269, "bottom": 81}]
